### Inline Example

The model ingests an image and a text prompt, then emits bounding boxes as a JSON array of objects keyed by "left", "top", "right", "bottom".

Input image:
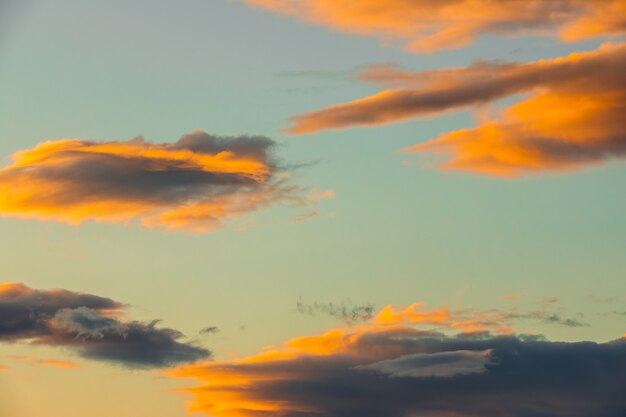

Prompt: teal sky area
[{"left": 0, "top": 1, "right": 625, "bottom": 417}]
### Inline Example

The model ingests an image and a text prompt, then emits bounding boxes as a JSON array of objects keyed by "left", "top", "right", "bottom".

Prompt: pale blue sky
[{"left": 0, "top": 1, "right": 624, "bottom": 416}]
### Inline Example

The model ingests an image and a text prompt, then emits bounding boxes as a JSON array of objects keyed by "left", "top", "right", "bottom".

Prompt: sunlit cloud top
[
  {"left": 246, "top": 0, "right": 626, "bottom": 52},
  {"left": 169, "top": 300, "right": 624, "bottom": 417}
]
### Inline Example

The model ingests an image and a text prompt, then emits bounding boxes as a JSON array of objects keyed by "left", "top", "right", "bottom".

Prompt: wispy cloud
[
  {"left": 498, "top": 292, "right": 527, "bottom": 302},
  {"left": 0, "top": 283, "right": 209, "bottom": 368},
  {"left": 9, "top": 355, "right": 79, "bottom": 369},
  {"left": 296, "top": 298, "right": 375, "bottom": 324},
  {"left": 199, "top": 326, "right": 220, "bottom": 335},
  {"left": 0, "top": 130, "right": 322, "bottom": 232},
  {"left": 291, "top": 211, "right": 318, "bottom": 224},
  {"left": 538, "top": 296, "right": 561, "bottom": 306},
  {"left": 245, "top": 0, "right": 625, "bottom": 52},
  {"left": 288, "top": 43, "right": 626, "bottom": 176}
]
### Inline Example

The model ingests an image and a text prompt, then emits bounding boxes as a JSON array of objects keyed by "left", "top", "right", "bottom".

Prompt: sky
[{"left": 0, "top": 1, "right": 625, "bottom": 416}]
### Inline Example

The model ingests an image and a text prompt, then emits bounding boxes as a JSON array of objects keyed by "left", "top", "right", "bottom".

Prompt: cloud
[
  {"left": 498, "top": 292, "right": 527, "bottom": 302},
  {"left": 289, "top": 301, "right": 586, "bottom": 335},
  {"left": 542, "top": 314, "right": 587, "bottom": 327},
  {"left": 199, "top": 326, "right": 220, "bottom": 335},
  {"left": 296, "top": 298, "right": 375, "bottom": 324},
  {"left": 0, "top": 283, "right": 210, "bottom": 368},
  {"left": 0, "top": 130, "right": 318, "bottom": 232},
  {"left": 9, "top": 355, "right": 79, "bottom": 369},
  {"left": 538, "top": 296, "right": 560, "bottom": 306},
  {"left": 288, "top": 43, "right": 626, "bottom": 176},
  {"left": 291, "top": 211, "right": 318, "bottom": 224},
  {"left": 168, "top": 306, "right": 626, "bottom": 417},
  {"left": 0, "top": 282, "right": 123, "bottom": 341},
  {"left": 356, "top": 349, "right": 492, "bottom": 378},
  {"left": 245, "top": 0, "right": 626, "bottom": 52}
]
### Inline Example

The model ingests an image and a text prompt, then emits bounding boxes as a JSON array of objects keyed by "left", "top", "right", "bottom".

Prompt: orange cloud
[
  {"left": 0, "top": 131, "right": 319, "bottom": 232},
  {"left": 39, "top": 359, "right": 79, "bottom": 369},
  {"left": 374, "top": 303, "right": 451, "bottom": 325},
  {"left": 9, "top": 356, "right": 79, "bottom": 369},
  {"left": 288, "top": 43, "right": 626, "bottom": 175},
  {"left": 245, "top": 0, "right": 625, "bottom": 52},
  {"left": 167, "top": 301, "right": 623, "bottom": 417}
]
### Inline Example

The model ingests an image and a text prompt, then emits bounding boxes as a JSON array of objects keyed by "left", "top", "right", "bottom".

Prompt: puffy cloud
[
  {"left": 0, "top": 282, "right": 122, "bottom": 341},
  {"left": 288, "top": 43, "right": 626, "bottom": 175},
  {"left": 168, "top": 303, "right": 626, "bottom": 417},
  {"left": 0, "top": 283, "right": 209, "bottom": 368},
  {"left": 245, "top": 0, "right": 626, "bottom": 52},
  {"left": 0, "top": 131, "right": 316, "bottom": 232}
]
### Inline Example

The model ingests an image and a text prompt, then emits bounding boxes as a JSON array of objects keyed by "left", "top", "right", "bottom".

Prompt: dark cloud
[
  {"left": 0, "top": 283, "right": 209, "bottom": 368},
  {"left": 0, "top": 282, "right": 122, "bottom": 341},
  {"left": 171, "top": 326, "right": 626, "bottom": 417}
]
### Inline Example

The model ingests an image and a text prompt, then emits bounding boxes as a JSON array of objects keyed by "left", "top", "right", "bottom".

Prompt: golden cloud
[
  {"left": 288, "top": 43, "right": 626, "bottom": 175},
  {"left": 0, "top": 131, "right": 325, "bottom": 231},
  {"left": 167, "top": 301, "right": 622, "bottom": 417},
  {"left": 246, "top": 0, "right": 625, "bottom": 52}
]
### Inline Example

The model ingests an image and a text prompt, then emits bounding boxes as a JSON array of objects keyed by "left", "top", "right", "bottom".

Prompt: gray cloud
[
  {"left": 199, "top": 326, "right": 220, "bottom": 335},
  {"left": 0, "top": 282, "right": 122, "bottom": 341},
  {"left": 0, "top": 283, "right": 209, "bottom": 368},
  {"left": 296, "top": 298, "right": 376, "bottom": 324},
  {"left": 501, "top": 310, "right": 589, "bottom": 328},
  {"left": 356, "top": 349, "right": 492, "bottom": 378}
]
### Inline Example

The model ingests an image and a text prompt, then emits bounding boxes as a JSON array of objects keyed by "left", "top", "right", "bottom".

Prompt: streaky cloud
[
  {"left": 245, "top": 0, "right": 626, "bottom": 52},
  {"left": 288, "top": 43, "right": 626, "bottom": 176},
  {"left": 296, "top": 298, "right": 376, "bottom": 324}
]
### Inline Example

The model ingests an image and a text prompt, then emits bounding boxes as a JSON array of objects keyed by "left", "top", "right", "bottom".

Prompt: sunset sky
[{"left": 1, "top": 1, "right": 625, "bottom": 417}]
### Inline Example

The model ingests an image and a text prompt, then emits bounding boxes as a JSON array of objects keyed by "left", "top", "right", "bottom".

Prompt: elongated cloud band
[
  {"left": 0, "top": 131, "right": 320, "bottom": 232},
  {"left": 246, "top": 0, "right": 626, "bottom": 52},
  {"left": 288, "top": 43, "right": 626, "bottom": 175},
  {"left": 0, "top": 283, "right": 209, "bottom": 368},
  {"left": 169, "top": 302, "right": 625, "bottom": 417}
]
